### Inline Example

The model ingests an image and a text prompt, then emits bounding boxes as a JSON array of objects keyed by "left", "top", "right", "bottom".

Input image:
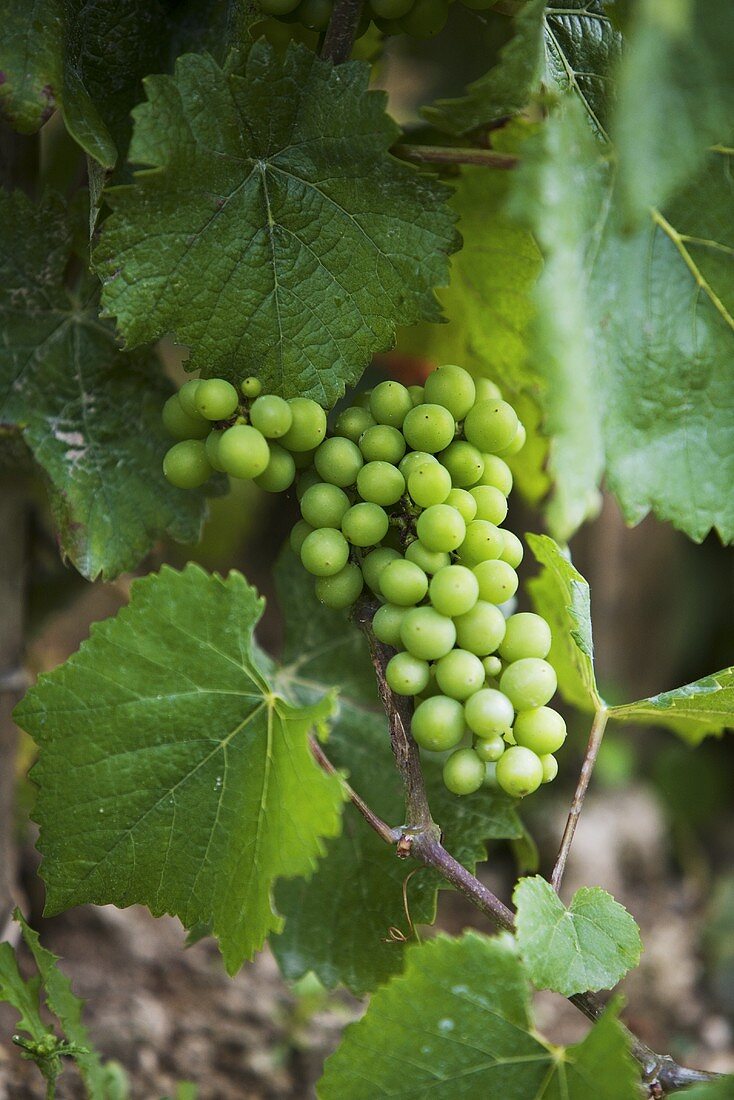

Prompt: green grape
[
  {"left": 240, "top": 376, "right": 263, "bottom": 397},
  {"left": 459, "top": 520, "right": 504, "bottom": 566},
  {"left": 464, "top": 399, "right": 519, "bottom": 453},
  {"left": 495, "top": 746, "right": 543, "bottom": 797},
  {"left": 402, "top": 404, "right": 456, "bottom": 453},
  {"left": 500, "top": 658, "right": 557, "bottom": 710},
  {"left": 500, "top": 530, "right": 524, "bottom": 569},
  {"left": 341, "top": 502, "right": 389, "bottom": 547},
  {"left": 362, "top": 546, "right": 401, "bottom": 595},
  {"left": 445, "top": 488, "right": 477, "bottom": 523},
  {"left": 408, "top": 462, "right": 452, "bottom": 507},
  {"left": 460, "top": 0, "right": 495, "bottom": 9},
  {"left": 513, "top": 706, "right": 566, "bottom": 754},
  {"left": 411, "top": 695, "right": 465, "bottom": 751},
  {"left": 178, "top": 379, "right": 203, "bottom": 417},
  {"left": 498, "top": 422, "right": 526, "bottom": 456},
  {"left": 300, "top": 482, "right": 351, "bottom": 528},
  {"left": 464, "top": 688, "right": 514, "bottom": 737},
  {"left": 373, "top": 602, "right": 407, "bottom": 647},
  {"left": 257, "top": 0, "right": 300, "bottom": 14},
  {"left": 218, "top": 424, "right": 270, "bottom": 479},
  {"left": 296, "top": 467, "right": 321, "bottom": 501},
  {"left": 250, "top": 394, "right": 293, "bottom": 439},
  {"left": 358, "top": 424, "right": 406, "bottom": 464},
  {"left": 293, "top": 447, "right": 318, "bottom": 469},
  {"left": 298, "top": 0, "right": 333, "bottom": 27},
  {"left": 429, "top": 564, "right": 479, "bottom": 617},
  {"left": 300, "top": 527, "right": 350, "bottom": 577},
  {"left": 254, "top": 443, "right": 296, "bottom": 492},
  {"left": 454, "top": 600, "right": 506, "bottom": 655},
  {"left": 474, "top": 378, "right": 502, "bottom": 402},
  {"left": 334, "top": 405, "right": 376, "bottom": 443},
  {"left": 477, "top": 454, "right": 512, "bottom": 495},
  {"left": 379, "top": 558, "right": 428, "bottom": 606},
  {"left": 473, "top": 733, "right": 505, "bottom": 762},
  {"left": 416, "top": 504, "right": 466, "bottom": 552},
  {"left": 435, "top": 648, "right": 485, "bottom": 700},
  {"left": 162, "top": 395, "right": 209, "bottom": 440},
  {"left": 399, "top": 450, "right": 437, "bottom": 479},
  {"left": 314, "top": 563, "right": 363, "bottom": 609},
  {"left": 400, "top": 606, "right": 456, "bottom": 660},
  {"left": 405, "top": 539, "right": 451, "bottom": 575},
  {"left": 290, "top": 519, "right": 314, "bottom": 555},
  {"left": 470, "top": 485, "right": 508, "bottom": 526},
  {"left": 314, "top": 436, "right": 364, "bottom": 487},
  {"left": 386, "top": 651, "right": 431, "bottom": 696},
  {"left": 400, "top": 0, "right": 449, "bottom": 36},
  {"left": 408, "top": 384, "right": 424, "bottom": 406},
  {"left": 540, "top": 753, "right": 559, "bottom": 784},
  {"left": 370, "top": 0, "right": 413, "bottom": 17},
  {"left": 443, "top": 748, "right": 485, "bottom": 795},
  {"left": 473, "top": 559, "right": 519, "bottom": 603},
  {"left": 281, "top": 397, "right": 327, "bottom": 451},
  {"left": 498, "top": 613, "right": 552, "bottom": 663},
  {"left": 163, "top": 439, "right": 213, "bottom": 488},
  {"left": 194, "top": 377, "right": 239, "bottom": 420},
  {"left": 369, "top": 380, "right": 413, "bottom": 428},
  {"left": 482, "top": 654, "right": 502, "bottom": 679},
  {"left": 423, "top": 364, "right": 476, "bottom": 420},
  {"left": 439, "top": 441, "right": 484, "bottom": 488},
  {"left": 357, "top": 461, "right": 405, "bottom": 506},
  {"left": 352, "top": 390, "right": 372, "bottom": 409},
  {"left": 205, "top": 430, "right": 226, "bottom": 471}
]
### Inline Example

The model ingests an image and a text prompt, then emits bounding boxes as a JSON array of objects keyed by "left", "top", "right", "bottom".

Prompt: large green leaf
[
  {"left": 318, "top": 932, "right": 639, "bottom": 1099},
  {"left": 0, "top": 189, "right": 209, "bottom": 580},
  {"left": 609, "top": 669, "right": 734, "bottom": 746},
  {"left": 513, "top": 876, "right": 642, "bottom": 997},
  {"left": 14, "top": 564, "right": 345, "bottom": 974},
  {"left": 94, "top": 43, "right": 458, "bottom": 406}
]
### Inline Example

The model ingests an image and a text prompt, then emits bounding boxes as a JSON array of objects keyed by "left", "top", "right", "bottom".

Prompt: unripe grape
[
  {"left": 335, "top": 406, "right": 376, "bottom": 443},
  {"left": 400, "top": 0, "right": 449, "bottom": 36},
  {"left": 473, "top": 559, "right": 519, "bottom": 603},
  {"left": 400, "top": 606, "right": 456, "bottom": 660},
  {"left": 359, "top": 424, "right": 406, "bottom": 464},
  {"left": 477, "top": 454, "right": 513, "bottom": 495},
  {"left": 416, "top": 504, "right": 466, "bottom": 552},
  {"left": 474, "top": 733, "right": 505, "bottom": 762},
  {"left": 459, "top": 520, "right": 504, "bottom": 567},
  {"left": 240, "top": 376, "right": 263, "bottom": 397},
  {"left": 399, "top": 451, "right": 437, "bottom": 479},
  {"left": 408, "top": 462, "right": 452, "bottom": 507},
  {"left": 464, "top": 400, "right": 519, "bottom": 453},
  {"left": 218, "top": 425, "right": 270, "bottom": 479},
  {"left": 300, "top": 528, "right": 350, "bottom": 577},
  {"left": 540, "top": 754, "right": 559, "bottom": 783},
  {"left": 178, "top": 379, "right": 203, "bottom": 416},
  {"left": 435, "top": 649, "right": 485, "bottom": 700},
  {"left": 315, "top": 563, "right": 364, "bottom": 609},
  {"left": 513, "top": 706, "right": 566, "bottom": 754},
  {"left": 408, "top": 385, "right": 424, "bottom": 405},
  {"left": 373, "top": 603, "right": 407, "bottom": 647},
  {"left": 500, "top": 658, "right": 557, "bottom": 710},
  {"left": 293, "top": 448, "right": 318, "bottom": 469},
  {"left": 370, "top": 0, "right": 413, "bottom": 18},
  {"left": 443, "top": 748, "right": 485, "bottom": 795},
  {"left": 195, "top": 378, "right": 239, "bottom": 420},
  {"left": 250, "top": 394, "right": 293, "bottom": 438},
  {"left": 254, "top": 443, "right": 296, "bottom": 492},
  {"left": 357, "top": 461, "right": 405, "bottom": 506},
  {"left": 298, "top": 0, "right": 333, "bottom": 28},
  {"left": 423, "top": 364, "right": 476, "bottom": 420},
  {"left": 369, "top": 380, "right": 413, "bottom": 428},
  {"left": 379, "top": 558, "right": 428, "bottom": 606},
  {"left": 362, "top": 547, "right": 401, "bottom": 595},
  {"left": 300, "top": 482, "right": 350, "bottom": 529},
  {"left": 499, "top": 613, "right": 552, "bottom": 663},
  {"left": 386, "top": 651, "right": 430, "bottom": 696},
  {"left": 498, "top": 422, "right": 526, "bottom": 456},
  {"left": 281, "top": 398, "right": 327, "bottom": 451},
  {"left": 163, "top": 439, "right": 213, "bottom": 488},
  {"left": 402, "top": 403, "right": 456, "bottom": 453},
  {"left": 405, "top": 539, "right": 451, "bottom": 575},
  {"left": 162, "top": 395, "right": 209, "bottom": 439},
  {"left": 290, "top": 519, "right": 314, "bottom": 555},
  {"left": 500, "top": 530, "right": 524, "bottom": 568},
  {"left": 464, "top": 688, "right": 514, "bottom": 737},
  {"left": 482, "top": 655, "right": 502, "bottom": 679},
  {"left": 205, "top": 430, "right": 226, "bottom": 471},
  {"left": 412, "top": 695, "right": 465, "bottom": 751},
  {"left": 474, "top": 378, "right": 502, "bottom": 402},
  {"left": 439, "top": 441, "right": 484, "bottom": 487},
  {"left": 429, "top": 564, "right": 479, "bottom": 617},
  {"left": 342, "top": 502, "right": 389, "bottom": 547},
  {"left": 314, "top": 436, "right": 364, "bottom": 487},
  {"left": 470, "top": 485, "right": 508, "bottom": 526},
  {"left": 454, "top": 600, "right": 506, "bottom": 655},
  {"left": 496, "top": 746, "right": 543, "bottom": 797},
  {"left": 296, "top": 467, "right": 321, "bottom": 501}
]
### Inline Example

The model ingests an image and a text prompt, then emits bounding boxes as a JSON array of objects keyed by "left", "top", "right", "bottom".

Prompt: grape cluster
[
  {"left": 161, "top": 365, "right": 565, "bottom": 801},
  {"left": 255, "top": 0, "right": 494, "bottom": 40}
]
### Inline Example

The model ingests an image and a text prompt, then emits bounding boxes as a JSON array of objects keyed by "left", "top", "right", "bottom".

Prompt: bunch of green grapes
[{"left": 255, "top": 0, "right": 458, "bottom": 39}]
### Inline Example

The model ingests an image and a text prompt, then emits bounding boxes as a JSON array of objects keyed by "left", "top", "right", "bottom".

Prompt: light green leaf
[
  {"left": 14, "top": 564, "right": 345, "bottom": 974},
  {"left": 0, "top": 943, "right": 47, "bottom": 1045},
  {"left": 678, "top": 1079, "right": 734, "bottom": 1099},
  {"left": 94, "top": 43, "right": 458, "bottom": 406},
  {"left": 615, "top": 0, "right": 734, "bottom": 222},
  {"left": 526, "top": 534, "right": 600, "bottom": 713},
  {"left": 318, "top": 932, "right": 639, "bottom": 1099},
  {"left": 0, "top": 189, "right": 210, "bottom": 580},
  {"left": 609, "top": 669, "right": 734, "bottom": 746}
]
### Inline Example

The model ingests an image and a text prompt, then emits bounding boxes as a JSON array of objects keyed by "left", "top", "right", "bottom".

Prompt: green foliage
[
  {"left": 609, "top": 668, "right": 734, "bottom": 746},
  {"left": 15, "top": 565, "right": 346, "bottom": 974},
  {"left": 0, "top": 189, "right": 209, "bottom": 580},
  {"left": 94, "top": 43, "right": 458, "bottom": 406},
  {"left": 679, "top": 1082, "right": 734, "bottom": 1100},
  {"left": 513, "top": 876, "right": 642, "bottom": 997},
  {"left": 318, "top": 932, "right": 639, "bottom": 1099},
  {"left": 542, "top": 1, "right": 621, "bottom": 137}
]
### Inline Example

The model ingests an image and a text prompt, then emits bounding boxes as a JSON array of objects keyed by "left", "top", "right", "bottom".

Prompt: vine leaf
[
  {"left": 271, "top": 549, "right": 522, "bottom": 995},
  {"left": 94, "top": 42, "right": 458, "bottom": 406},
  {"left": 513, "top": 876, "right": 642, "bottom": 997},
  {"left": 526, "top": 534, "right": 600, "bottom": 713},
  {"left": 318, "top": 932, "right": 639, "bottom": 1099},
  {"left": 14, "top": 565, "right": 346, "bottom": 975},
  {"left": 678, "top": 1080, "right": 734, "bottom": 1099},
  {"left": 609, "top": 669, "right": 734, "bottom": 747},
  {"left": 0, "top": 190, "right": 210, "bottom": 581},
  {"left": 542, "top": 2, "right": 621, "bottom": 138}
]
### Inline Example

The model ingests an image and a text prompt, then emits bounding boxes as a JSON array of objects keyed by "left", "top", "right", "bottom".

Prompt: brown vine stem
[
  {"left": 551, "top": 706, "right": 609, "bottom": 892},
  {"left": 320, "top": 0, "right": 364, "bottom": 65},
  {"left": 392, "top": 144, "right": 519, "bottom": 170}
]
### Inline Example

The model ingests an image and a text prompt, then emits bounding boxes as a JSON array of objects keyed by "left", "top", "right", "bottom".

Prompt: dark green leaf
[
  {"left": 0, "top": 0, "right": 63, "bottom": 134},
  {"left": 543, "top": 2, "right": 621, "bottom": 138},
  {"left": 609, "top": 668, "right": 734, "bottom": 746}
]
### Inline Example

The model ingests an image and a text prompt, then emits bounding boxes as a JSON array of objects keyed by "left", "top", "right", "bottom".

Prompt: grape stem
[
  {"left": 320, "top": 0, "right": 364, "bottom": 65},
  {"left": 391, "top": 144, "right": 519, "bottom": 170},
  {"left": 550, "top": 705, "right": 609, "bottom": 893}
]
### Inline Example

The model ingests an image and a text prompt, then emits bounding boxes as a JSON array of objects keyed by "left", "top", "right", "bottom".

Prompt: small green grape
[
  {"left": 369, "top": 380, "right": 413, "bottom": 428},
  {"left": 314, "top": 563, "right": 363, "bottom": 609},
  {"left": 408, "top": 384, "right": 424, "bottom": 405},
  {"left": 477, "top": 454, "right": 512, "bottom": 495},
  {"left": 281, "top": 398, "right": 327, "bottom": 451},
  {"left": 500, "top": 658, "right": 557, "bottom": 710},
  {"left": 358, "top": 424, "right": 406, "bottom": 464},
  {"left": 293, "top": 447, "right": 318, "bottom": 469},
  {"left": 408, "top": 462, "right": 452, "bottom": 507},
  {"left": 500, "top": 529, "right": 524, "bottom": 569},
  {"left": 423, "top": 364, "right": 476, "bottom": 420},
  {"left": 454, "top": 600, "right": 506, "bottom": 656},
  {"left": 379, "top": 558, "right": 428, "bottom": 606},
  {"left": 459, "top": 519, "right": 504, "bottom": 567},
  {"left": 240, "top": 376, "right": 263, "bottom": 397},
  {"left": 473, "top": 559, "right": 519, "bottom": 603},
  {"left": 370, "top": 0, "right": 413, "bottom": 17},
  {"left": 178, "top": 379, "right": 203, "bottom": 416},
  {"left": 498, "top": 613, "right": 552, "bottom": 663},
  {"left": 218, "top": 425, "right": 271, "bottom": 479},
  {"left": 443, "top": 748, "right": 485, "bottom": 795},
  {"left": 429, "top": 564, "right": 479, "bottom": 617},
  {"left": 498, "top": 422, "right": 526, "bottom": 456},
  {"left": 290, "top": 519, "right": 314, "bottom": 555},
  {"left": 495, "top": 745, "right": 543, "bottom": 798},
  {"left": 416, "top": 504, "right": 466, "bottom": 552},
  {"left": 464, "top": 400, "right": 519, "bottom": 454},
  {"left": 195, "top": 378, "right": 239, "bottom": 420},
  {"left": 474, "top": 378, "right": 502, "bottom": 402},
  {"left": 163, "top": 440, "right": 212, "bottom": 488},
  {"left": 435, "top": 649, "right": 485, "bottom": 700},
  {"left": 205, "top": 431, "right": 226, "bottom": 471},
  {"left": 314, "top": 436, "right": 364, "bottom": 487},
  {"left": 296, "top": 467, "right": 321, "bottom": 501},
  {"left": 482, "top": 654, "right": 502, "bottom": 679},
  {"left": 334, "top": 405, "right": 376, "bottom": 443},
  {"left": 373, "top": 603, "right": 407, "bottom": 647},
  {"left": 445, "top": 488, "right": 477, "bottom": 523},
  {"left": 162, "top": 394, "right": 209, "bottom": 440},
  {"left": 298, "top": 0, "right": 333, "bottom": 28},
  {"left": 439, "top": 441, "right": 484, "bottom": 488},
  {"left": 400, "top": 0, "right": 449, "bottom": 37},
  {"left": 473, "top": 733, "right": 505, "bottom": 762},
  {"left": 513, "top": 706, "right": 566, "bottom": 754},
  {"left": 341, "top": 502, "right": 389, "bottom": 547},
  {"left": 470, "top": 485, "right": 508, "bottom": 526},
  {"left": 386, "top": 651, "right": 431, "bottom": 696},
  {"left": 254, "top": 442, "right": 296, "bottom": 492},
  {"left": 357, "top": 461, "right": 405, "bottom": 506},
  {"left": 250, "top": 394, "right": 293, "bottom": 438},
  {"left": 399, "top": 450, "right": 437, "bottom": 479},
  {"left": 540, "top": 753, "right": 559, "bottom": 784},
  {"left": 464, "top": 688, "right": 514, "bottom": 737},
  {"left": 300, "top": 528, "right": 350, "bottom": 577},
  {"left": 400, "top": 606, "right": 456, "bottom": 660},
  {"left": 412, "top": 695, "right": 465, "bottom": 751},
  {"left": 362, "top": 547, "right": 401, "bottom": 595},
  {"left": 405, "top": 538, "right": 451, "bottom": 575},
  {"left": 300, "top": 482, "right": 350, "bottom": 528},
  {"left": 402, "top": 403, "right": 456, "bottom": 453}
]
